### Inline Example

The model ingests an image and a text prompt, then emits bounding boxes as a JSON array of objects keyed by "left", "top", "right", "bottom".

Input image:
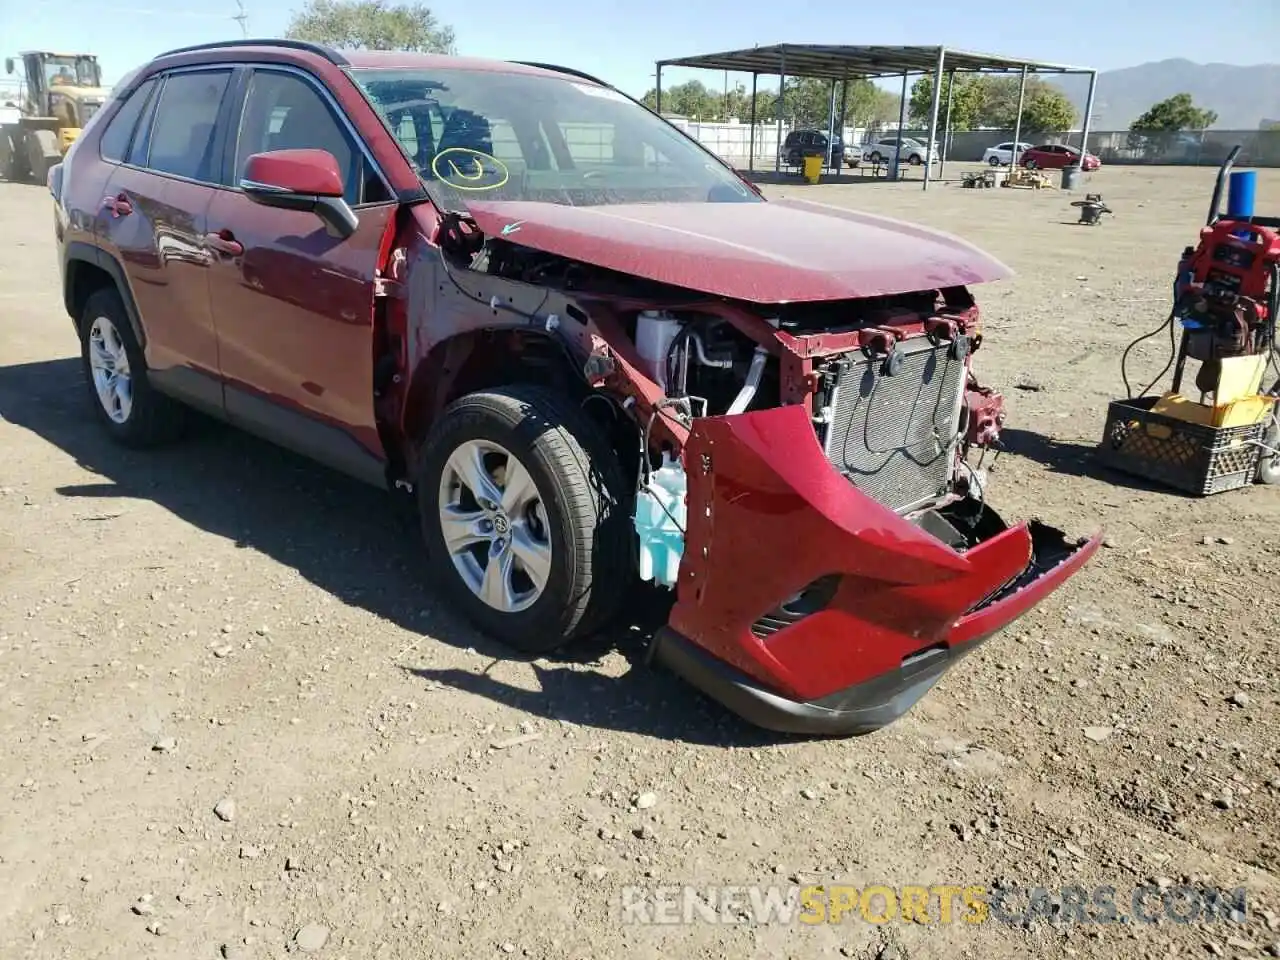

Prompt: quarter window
[
  {"left": 145, "top": 70, "right": 232, "bottom": 181},
  {"left": 99, "top": 78, "right": 157, "bottom": 163}
]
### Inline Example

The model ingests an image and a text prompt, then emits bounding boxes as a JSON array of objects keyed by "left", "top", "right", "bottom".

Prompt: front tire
[
  {"left": 988, "top": 155, "right": 1001, "bottom": 167},
  {"left": 78, "top": 287, "right": 185, "bottom": 447},
  {"left": 1024, "top": 158, "right": 1038, "bottom": 170},
  {"left": 416, "top": 385, "right": 631, "bottom": 653},
  {"left": 909, "top": 154, "right": 923, "bottom": 166}
]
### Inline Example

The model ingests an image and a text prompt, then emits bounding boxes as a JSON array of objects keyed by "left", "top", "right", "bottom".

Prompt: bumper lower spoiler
[{"left": 650, "top": 404, "right": 1101, "bottom": 736}]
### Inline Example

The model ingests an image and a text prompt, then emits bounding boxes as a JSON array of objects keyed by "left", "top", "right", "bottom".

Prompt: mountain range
[{"left": 1050, "top": 59, "right": 1280, "bottom": 131}]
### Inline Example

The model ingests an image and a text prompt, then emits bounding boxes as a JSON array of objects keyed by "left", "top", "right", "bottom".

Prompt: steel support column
[
  {"left": 1011, "top": 65, "right": 1028, "bottom": 170},
  {"left": 923, "top": 46, "right": 945, "bottom": 190},
  {"left": 749, "top": 71, "right": 758, "bottom": 173},
  {"left": 890, "top": 72, "right": 908, "bottom": 179},
  {"left": 1077, "top": 70, "right": 1098, "bottom": 169},
  {"left": 939, "top": 67, "right": 955, "bottom": 182},
  {"left": 775, "top": 47, "right": 786, "bottom": 173}
]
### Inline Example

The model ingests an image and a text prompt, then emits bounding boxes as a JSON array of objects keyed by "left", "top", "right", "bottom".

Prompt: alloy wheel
[
  {"left": 437, "top": 438, "right": 552, "bottom": 614},
  {"left": 87, "top": 315, "right": 133, "bottom": 424}
]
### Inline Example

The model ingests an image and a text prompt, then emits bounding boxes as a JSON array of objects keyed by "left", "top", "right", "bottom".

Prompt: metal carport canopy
[{"left": 653, "top": 44, "right": 1098, "bottom": 190}]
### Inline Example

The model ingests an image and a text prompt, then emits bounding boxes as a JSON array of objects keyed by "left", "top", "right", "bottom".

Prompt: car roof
[
  {"left": 150, "top": 40, "right": 601, "bottom": 85},
  {"left": 343, "top": 50, "right": 573, "bottom": 79}
]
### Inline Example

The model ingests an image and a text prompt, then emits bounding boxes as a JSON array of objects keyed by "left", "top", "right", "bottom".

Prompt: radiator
[{"left": 819, "top": 337, "right": 967, "bottom": 513}]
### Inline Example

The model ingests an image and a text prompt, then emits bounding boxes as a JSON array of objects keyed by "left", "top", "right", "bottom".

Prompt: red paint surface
[
  {"left": 242, "top": 149, "right": 345, "bottom": 197},
  {"left": 204, "top": 192, "right": 394, "bottom": 456},
  {"left": 1021, "top": 145, "right": 1102, "bottom": 171},
  {"left": 96, "top": 165, "right": 220, "bottom": 378},
  {"left": 671, "top": 404, "right": 1100, "bottom": 702},
  {"left": 464, "top": 199, "right": 1012, "bottom": 304}
]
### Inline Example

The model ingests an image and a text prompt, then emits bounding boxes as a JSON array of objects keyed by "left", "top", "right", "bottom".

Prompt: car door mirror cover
[
  {"left": 239, "top": 148, "right": 359, "bottom": 240},
  {"left": 242, "top": 148, "right": 345, "bottom": 197}
]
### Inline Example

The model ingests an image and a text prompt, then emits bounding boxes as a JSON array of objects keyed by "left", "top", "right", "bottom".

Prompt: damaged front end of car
[{"left": 383, "top": 199, "right": 1101, "bottom": 736}]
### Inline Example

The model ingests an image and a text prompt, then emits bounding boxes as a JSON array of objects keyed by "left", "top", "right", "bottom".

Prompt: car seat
[{"left": 435, "top": 109, "right": 494, "bottom": 158}]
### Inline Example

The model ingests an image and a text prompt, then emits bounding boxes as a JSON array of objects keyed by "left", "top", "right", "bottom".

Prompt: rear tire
[
  {"left": 416, "top": 384, "right": 631, "bottom": 653},
  {"left": 909, "top": 154, "right": 922, "bottom": 166},
  {"left": 78, "top": 287, "right": 186, "bottom": 447},
  {"left": 988, "top": 155, "right": 1001, "bottom": 167},
  {"left": 1024, "top": 158, "right": 1038, "bottom": 170}
]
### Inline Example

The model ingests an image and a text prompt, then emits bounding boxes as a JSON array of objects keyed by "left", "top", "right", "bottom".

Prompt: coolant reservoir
[
  {"left": 634, "top": 310, "right": 680, "bottom": 391},
  {"left": 635, "top": 452, "right": 687, "bottom": 589}
]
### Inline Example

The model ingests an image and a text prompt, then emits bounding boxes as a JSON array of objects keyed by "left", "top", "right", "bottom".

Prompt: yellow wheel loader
[{"left": 0, "top": 51, "right": 107, "bottom": 184}]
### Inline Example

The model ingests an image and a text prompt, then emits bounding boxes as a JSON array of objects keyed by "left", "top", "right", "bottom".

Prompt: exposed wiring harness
[{"left": 436, "top": 211, "right": 553, "bottom": 322}]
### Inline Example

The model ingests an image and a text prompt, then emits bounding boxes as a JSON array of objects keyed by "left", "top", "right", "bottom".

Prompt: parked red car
[
  {"left": 1020, "top": 143, "right": 1101, "bottom": 171},
  {"left": 48, "top": 40, "right": 1099, "bottom": 736}
]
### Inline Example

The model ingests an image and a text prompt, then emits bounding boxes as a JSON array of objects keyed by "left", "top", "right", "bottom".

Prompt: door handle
[
  {"left": 203, "top": 231, "right": 243, "bottom": 257},
  {"left": 102, "top": 193, "right": 132, "bottom": 217}
]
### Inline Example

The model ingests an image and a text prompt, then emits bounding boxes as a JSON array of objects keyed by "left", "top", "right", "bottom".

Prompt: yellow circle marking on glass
[{"left": 431, "top": 148, "right": 510, "bottom": 191}]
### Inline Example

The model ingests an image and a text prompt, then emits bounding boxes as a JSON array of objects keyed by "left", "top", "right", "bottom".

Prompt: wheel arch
[
  {"left": 400, "top": 326, "right": 639, "bottom": 487},
  {"left": 63, "top": 242, "right": 146, "bottom": 348}
]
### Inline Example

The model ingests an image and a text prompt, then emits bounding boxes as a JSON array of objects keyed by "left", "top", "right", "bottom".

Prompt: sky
[{"left": 2, "top": 0, "right": 1277, "bottom": 97}]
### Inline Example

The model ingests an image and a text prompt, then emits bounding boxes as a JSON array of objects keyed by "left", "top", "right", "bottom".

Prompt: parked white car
[
  {"left": 982, "top": 141, "right": 1033, "bottom": 166},
  {"left": 861, "top": 136, "right": 937, "bottom": 166}
]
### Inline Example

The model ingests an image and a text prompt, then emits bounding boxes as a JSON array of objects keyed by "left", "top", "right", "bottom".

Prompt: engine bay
[{"left": 426, "top": 214, "right": 1010, "bottom": 590}]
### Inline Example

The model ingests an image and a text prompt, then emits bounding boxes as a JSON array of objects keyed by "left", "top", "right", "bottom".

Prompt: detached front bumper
[{"left": 650, "top": 405, "right": 1101, "bottom": 736}]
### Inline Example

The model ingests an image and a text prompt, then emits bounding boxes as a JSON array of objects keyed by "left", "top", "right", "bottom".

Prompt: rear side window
[
  {"left": 99, "top": 78, "right": 157, "bottom": 162},
  {"left": 145, "top": 70, "right": 232, "bottom": 182}
]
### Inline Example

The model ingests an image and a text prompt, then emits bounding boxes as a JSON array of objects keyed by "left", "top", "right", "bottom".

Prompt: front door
[{"left": 204, "top": 65, "right": 397, "bottom": 482}]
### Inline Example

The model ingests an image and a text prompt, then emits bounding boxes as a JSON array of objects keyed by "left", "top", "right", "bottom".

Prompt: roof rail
[
  {"left": 513, "top": 61, "right": 612, "bottom": 88},
  {"left": 155, "top": 38, "right": 349, "bottom": 66}
]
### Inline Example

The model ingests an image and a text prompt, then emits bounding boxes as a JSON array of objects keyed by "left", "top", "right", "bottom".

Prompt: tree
[
  {"left": 638, "top": 76, "right": 894, "bottom": 129},
  {"left": 641, "top": 80, "right": 719, "bottom": 118},
  {"left": 908, "top": 74, "right": 985, "bottom": 131},
  {"left": 285, "top": 0, "right": 456, "bottom": 53},
  {"left": 978, "top": 76, "right": 1076, "bottom": 132},
  {"left": 1130, "top": 93, "right": 1218, "bottom": 132}
]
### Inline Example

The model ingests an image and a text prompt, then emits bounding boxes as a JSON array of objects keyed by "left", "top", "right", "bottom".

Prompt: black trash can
[{"left": 1061, "top": 165, "right": 1083, "bottom": 190}]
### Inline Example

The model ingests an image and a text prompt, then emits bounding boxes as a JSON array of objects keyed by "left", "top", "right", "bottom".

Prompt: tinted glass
[
  {"left": 235, "top": 69, "right": 361, "bottom": 206},
  {"left": 99, "top": 78, "right": 156, "bottom": 163},
  {"left": 146, "top": 70, "right": 231, "bottom": 181},
  {"left": 352, "top": 67, "right": 758, "bottom": 208}
]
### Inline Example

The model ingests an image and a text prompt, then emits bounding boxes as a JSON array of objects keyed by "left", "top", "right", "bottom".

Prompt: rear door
[
  {"left": 203, "top": 64, "right": 397, "bottom": 478},
  {"left": 96, "top": 66, "right": 236, "bottom": 405}
]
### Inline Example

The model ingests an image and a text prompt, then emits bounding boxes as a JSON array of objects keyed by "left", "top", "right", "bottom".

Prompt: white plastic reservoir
[
  {"left": 633, "top": 310, "right": 680, "bottom": 390},
  {"left": 635, "top": 452, "right": 687, "bottom": 589}
]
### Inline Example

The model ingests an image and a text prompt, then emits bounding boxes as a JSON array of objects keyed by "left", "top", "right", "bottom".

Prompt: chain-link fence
[{"left": 912, "top": 128, "right": 1280, "bottom": 167}]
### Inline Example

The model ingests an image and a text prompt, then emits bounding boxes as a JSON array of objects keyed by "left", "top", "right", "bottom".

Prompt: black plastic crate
[{"left": 1096, "top": 395, "right": 1266, "bottom": 496}]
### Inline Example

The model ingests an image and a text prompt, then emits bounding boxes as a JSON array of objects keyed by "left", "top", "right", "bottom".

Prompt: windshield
[
  {"left": 45, "top": 55, "right": 101, "bottom": 88},
  {"left": 350, "top": 67, "right": 760, "bottom": 208}
]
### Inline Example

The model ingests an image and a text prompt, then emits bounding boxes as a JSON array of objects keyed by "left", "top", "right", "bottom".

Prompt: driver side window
[{"left": 234, "top": 69, "right": 389, "bottom": 206}]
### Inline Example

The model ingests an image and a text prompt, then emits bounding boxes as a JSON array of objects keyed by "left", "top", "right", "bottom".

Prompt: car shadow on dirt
[
  {"left": 0, "top": 356, "right": 791, "bottom": 746},
  {"left": 999, "top": 427, "right": 1188, "bottom": 493}
]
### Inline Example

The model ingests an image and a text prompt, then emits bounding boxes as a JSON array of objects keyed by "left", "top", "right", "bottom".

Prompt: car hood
[{"left": 462, "top": 197, "right": 1012, "bottom": 303}]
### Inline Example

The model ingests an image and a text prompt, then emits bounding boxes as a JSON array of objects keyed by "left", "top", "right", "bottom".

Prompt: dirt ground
[{"left": 2, "top": 165, "right": 1280, "bottom": 960}]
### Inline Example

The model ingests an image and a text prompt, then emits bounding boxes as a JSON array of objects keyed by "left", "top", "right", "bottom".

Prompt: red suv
[
  {"left": 48, "top": 40, "right": 1099, "bottom": 736},
  {"left": 1020, "top": 143, "right": 1101, "bottom": 171}
]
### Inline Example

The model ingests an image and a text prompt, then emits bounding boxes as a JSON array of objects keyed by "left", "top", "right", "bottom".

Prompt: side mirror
[
  {"left": 239, "top": 149, "right": 358, "bottom": 240},
  {"left": 4, "top": 58, "right": 13, "bottom": 75}
]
